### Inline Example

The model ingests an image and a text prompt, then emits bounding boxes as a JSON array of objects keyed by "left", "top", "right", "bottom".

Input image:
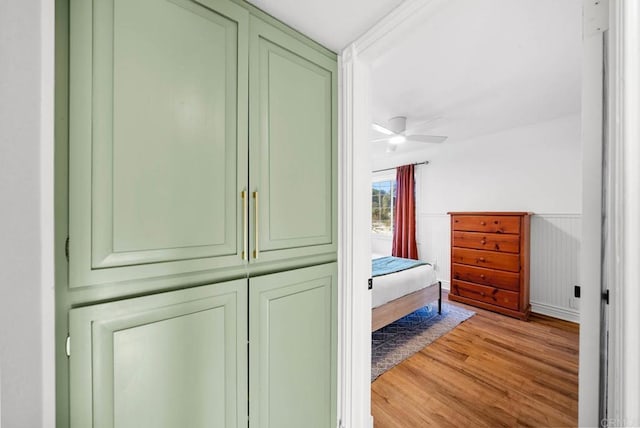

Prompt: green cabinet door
[
  {"left": 249, "top": 263, "right": 337, "bottom": 428},
  {"left": 69, "top": 279, "right": 247, "bottom": 428},
  {"left": 68, "top": 0, "right": 249, "bottom": 295},
  {"left": 249, "top": 17, "right": 337, "bottom": 265}
]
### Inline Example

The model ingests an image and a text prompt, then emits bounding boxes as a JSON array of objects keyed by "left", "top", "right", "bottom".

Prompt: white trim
[
  {"left": 338, "top": 45, "right": 373, "bottom": 428},
  {"left": 530, "top": 213, "right": 582, "bottom": 218},
  {"left": 351, "top": 0, "right": 447, "bottom": 58},
  {"left": 40, "top": 0, "right": 56, "bottom": 426},
  {"left": 418, "top": 212, "right": 581, "bottom": 218},
  {"left": 608, "top": 2, "right": 640, "bottom": 425},
  {"left": 606, "top": 2, "right": 623, "bottom": 423},
  {"left": 530, "top": 302, "right": 579, "bottom": 324},
  {"left": 579, "top": 5, "right": 604, "bottom": 425},
  {"left": 337, "top": 53, "right": 351, "bottom": 428},
  {"left": 620, "top": 2, "right": 640, "bottom": 419},
  {"left": 418, "top": 213, "right": 449, "bottom": 218}
]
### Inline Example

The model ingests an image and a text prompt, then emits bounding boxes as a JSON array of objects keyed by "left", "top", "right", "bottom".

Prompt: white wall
[
  {"left": 0, "top": 0, "right": 44, "bottom": 426},
  {"left": 372, "top": 114, "right": 582, "bottom": 321},
  {"left": 416, "top": 114, "right": 581, "bottom": 214}
]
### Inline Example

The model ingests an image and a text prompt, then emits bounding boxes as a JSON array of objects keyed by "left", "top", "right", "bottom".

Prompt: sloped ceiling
[
  {"left": 370, "top": 0, "right": 583, "bottom": 158},
  {"left": 247, "top": 0, "right": 404, "bottom": 52}
]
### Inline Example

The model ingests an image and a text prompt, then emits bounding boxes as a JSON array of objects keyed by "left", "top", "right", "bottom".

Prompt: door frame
[
  {"left": 336, "top": 0, "right": 626, "bottom": 426},
  {"left": 580, "top": 0, "right": 606, "bottom": 425},
  {"left": 338, "top": 1, "right": 449, "bottom": 425},
  {"left": 604, "top": 1, "right": 640, "bottom": 425}
]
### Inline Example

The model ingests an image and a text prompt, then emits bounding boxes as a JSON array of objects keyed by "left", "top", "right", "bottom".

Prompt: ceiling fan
[{"left": 371, "top": 116, "right": 447, "bottom": 152}]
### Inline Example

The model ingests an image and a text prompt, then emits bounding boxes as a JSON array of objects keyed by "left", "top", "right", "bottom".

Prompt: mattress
[{"left": 371, "top": 261, "right": 437, "bottom": 309}]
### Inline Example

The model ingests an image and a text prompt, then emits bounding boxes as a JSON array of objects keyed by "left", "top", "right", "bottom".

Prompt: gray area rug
[{"left": 371, "top": 302, "right": 475, "bottom": 382}]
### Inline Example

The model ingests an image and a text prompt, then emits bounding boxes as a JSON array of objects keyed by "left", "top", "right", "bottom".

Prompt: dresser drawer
[
  {"left": 452, "top": 248, "right": 520, "bottom": 272},
  {"left": 451, "top": 263, "right": 520, "bottom": 291},
  {"left": 452, "top": 215, "right": 520, "bottom": 234},
  {"left": 452, "top": 231, "right": 520, "bottom": 253},
  {"left": 452, "top": 280, "right": 520, "bottom": 311}
]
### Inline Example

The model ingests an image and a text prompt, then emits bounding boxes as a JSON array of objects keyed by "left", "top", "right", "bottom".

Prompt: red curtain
[{"left": 392, "top": 164, "right": 418, "bottom": 259}]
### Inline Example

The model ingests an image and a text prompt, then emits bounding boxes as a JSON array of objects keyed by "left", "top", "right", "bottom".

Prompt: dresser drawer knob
[
  {"left": 481, "top": 239, "right": 487, "bottom": 245},
  {"left": 480, "top": 221, "right": 486, "bottom": 226},
  {"left": 478, "top": 257, "right": 485, "bottom": 262},
  {"left": 480, "top": 274, "right": 486, "bottom": 279},
  {"left": 480, "top": 292, "right": 486, "bottom": 297}
]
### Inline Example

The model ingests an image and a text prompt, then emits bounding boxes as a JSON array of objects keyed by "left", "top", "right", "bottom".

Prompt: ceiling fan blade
[
  {"left": 406, "top": 135, "right": 448, "bottom": 144},
  {"left": 371, "top": 137, "right": 391, "bottom": 143},
  {"left": 371, "top": 123, "right": 395, "bottom": 135}
]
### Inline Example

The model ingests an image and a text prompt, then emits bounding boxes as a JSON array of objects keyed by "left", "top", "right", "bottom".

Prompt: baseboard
[{"left": 531, "top": 301, "right": 580, "bottom": 323}]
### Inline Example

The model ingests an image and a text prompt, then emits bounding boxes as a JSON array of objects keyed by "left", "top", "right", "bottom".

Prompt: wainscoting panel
[
  {"left": 415, "top": 213, "right": 581, "bottom": 323},
  {"left": 529, "top": 214, "right": 581, "bottom": 322}
]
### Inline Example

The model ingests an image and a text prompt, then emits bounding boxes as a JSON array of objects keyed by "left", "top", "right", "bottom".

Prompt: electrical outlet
[{"left": 569, "top": 297, "right": 580, "bottom": 310}]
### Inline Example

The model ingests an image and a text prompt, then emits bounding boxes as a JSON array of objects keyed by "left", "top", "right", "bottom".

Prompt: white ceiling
[
  {"left": 247, "top": 0, "right": 404, "bottom": 52},
  {"left": 246, "top": 0, "right": 583, "bottom": 160},
  {"left": 370, "top": 0, "right": 583, "bottom": 158}
]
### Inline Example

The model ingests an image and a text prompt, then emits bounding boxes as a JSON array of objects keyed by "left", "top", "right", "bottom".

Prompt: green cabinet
[
  {"left": 67, "top": 0, "right": 337, "bottom": 300},
  {"left": 68, "top": 0, "right": 250, "bottom": 292},
  {"left": 69, "top": 279, "right": 247, "bottom": 428},
  {"left": 249, "top": 263, "right": 337, "bottom": 428},
  {"left": 248, "top": 17, "right": 337, "bottom": 265},
  {"left": 61, "top": 0, "right": 338, "bottom": 426},
  {"left": 68, "top": 264, "right": 337, "bottom": 428}
]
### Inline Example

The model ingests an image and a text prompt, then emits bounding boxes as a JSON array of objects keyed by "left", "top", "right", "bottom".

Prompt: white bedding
[{"left": 371, "top": 262, "right": 437, "bottom": 309}]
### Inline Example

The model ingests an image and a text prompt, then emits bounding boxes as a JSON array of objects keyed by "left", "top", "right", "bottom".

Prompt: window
[{"left": 372, "top": 180, "right": 395, "bottom": 234}]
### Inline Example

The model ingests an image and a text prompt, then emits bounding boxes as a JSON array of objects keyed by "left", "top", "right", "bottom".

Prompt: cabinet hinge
[
  {"left": 368, "top": 278, "right": 373, "bottom": 290},
  {"left": 602, "top": 289, "right": 610, "bottom": 305},
  {"left": 65, "top": 335, "right": 71, "bottom": 357},
  {"left": 65, "top": 236, "right": 70, "bottom": 261}
]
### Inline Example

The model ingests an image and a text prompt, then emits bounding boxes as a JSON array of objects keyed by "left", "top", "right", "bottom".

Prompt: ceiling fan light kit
[{"left": 389, "top": 135, "right": 406, "bottom": 145}]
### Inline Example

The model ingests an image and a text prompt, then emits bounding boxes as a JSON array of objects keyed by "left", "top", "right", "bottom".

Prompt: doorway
[{"left": 338, "top": 1, "right": 605, "bottom": 426}]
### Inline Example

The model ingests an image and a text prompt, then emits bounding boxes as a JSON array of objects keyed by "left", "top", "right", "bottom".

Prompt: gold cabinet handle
[
  {"left": 253, "top": 191, "right": 259, "bottom": 259},
  {"left": 241, "top": 190, "right": 248, "bottom": 260}
]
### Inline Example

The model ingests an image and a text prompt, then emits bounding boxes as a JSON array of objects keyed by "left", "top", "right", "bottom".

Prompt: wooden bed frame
[{"left": 371, "top": 281, "right": 442, "bottom": 331}]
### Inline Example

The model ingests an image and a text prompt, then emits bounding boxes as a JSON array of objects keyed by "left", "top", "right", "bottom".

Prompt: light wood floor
[{"left": 371, "top": 294, "right": 579, "bottom": 427}]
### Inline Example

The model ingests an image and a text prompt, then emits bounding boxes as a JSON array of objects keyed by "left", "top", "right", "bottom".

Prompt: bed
[{"left": 371, "top": 255, "right": 441, "bottom": 331}]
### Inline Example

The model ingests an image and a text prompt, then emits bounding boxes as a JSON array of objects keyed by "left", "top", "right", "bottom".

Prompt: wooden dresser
[{"left": 448, "top": 212, "right": 531, "bottom": 320}]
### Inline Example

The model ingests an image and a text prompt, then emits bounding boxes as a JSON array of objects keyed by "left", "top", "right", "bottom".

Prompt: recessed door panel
[
  {"left": 69, "top": 279, "right": 247, "bottom": 427},
  {"left": 108, "top": 0, "right": 229, "bottom": 257},
  {"left": 69, "top": 0, "right": 248, "bottom": 291},
  {"left": 249, "top": 263, "right": 337, "bottom": 428},
  {"left": 249, "top": 17, "right": 337, "bottom": 262}
]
